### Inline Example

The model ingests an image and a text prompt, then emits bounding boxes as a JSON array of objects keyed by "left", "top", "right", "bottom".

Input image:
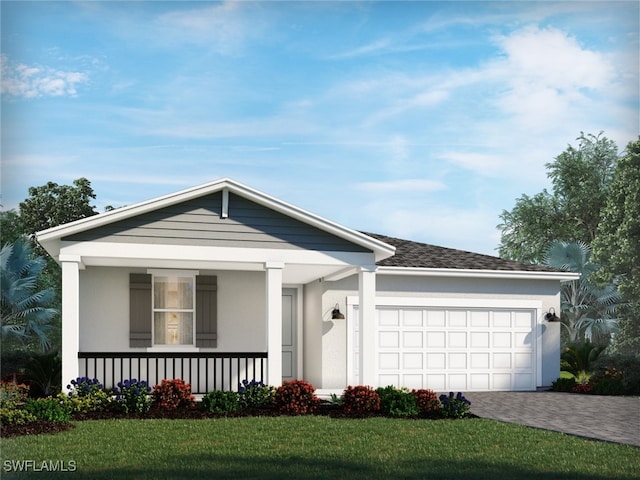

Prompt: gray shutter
[
  {"left": 129, "top": 273, "right": 152, "bottom": 347},
  {"left": 196, "top": 275, "right": 218, "bottom": 348}
]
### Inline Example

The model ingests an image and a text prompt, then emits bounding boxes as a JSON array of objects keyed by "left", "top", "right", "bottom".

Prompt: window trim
[{"left": 148, "top": 269, "right": 199, "bottom": 348}]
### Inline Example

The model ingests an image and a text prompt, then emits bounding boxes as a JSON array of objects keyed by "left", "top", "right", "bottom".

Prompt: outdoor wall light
[
  {"left": 331, "top": 304, "right": 345, "bottom": 320},
  {"left": 544, "top": 308, "right": 559, "bottom": 322}
]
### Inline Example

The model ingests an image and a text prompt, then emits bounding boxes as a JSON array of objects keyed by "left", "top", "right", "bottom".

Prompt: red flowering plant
[
  {"left": 412, "top": 389, "right": 441, "bottom": 417},
  {"left": 152, "top": 379, "right": 195, "bottom": 411},
  {"left": 274, "top": 380, "right": 320, "bottom": 415},
  {"left": 341, "top": 385, "right": 380, "bottom": 416}
]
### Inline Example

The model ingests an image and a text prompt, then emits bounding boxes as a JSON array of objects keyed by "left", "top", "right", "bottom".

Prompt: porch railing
[{"left": 78, "top": 352, "right": 268, "bottom": 394}]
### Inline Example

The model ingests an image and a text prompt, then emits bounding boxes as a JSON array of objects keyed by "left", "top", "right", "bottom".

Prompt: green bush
[
  {"left": 238, "top": 379, "right": 275, "bottom": 408},
  {"left": 202, "top": 390, "right": 240, "bottom": 414},
  {"left": 593, "top": 353, "right": 640, "bottom": 395},
  {"left": 590, "top": 368, "right": 625, "bottom": 396},
  {"left": 376, "top": 386, "right": 419, "bottom": 418},
  {"left": 57, "top": 390, "right": 112, "bottom": 414},
  {"left": 551, "top": 377, "right": 577, "bottom": 392},
  {"left": 439, "top": 392, "right": 471, "bottom": 419},
  {"left": 0, "top": 407, "right": 36, "bottom": 426},
  {"left": 25, "top": 397, "right": 71, "bottom": 422},
  {"left": 113, "top": 379, "right": 152, "bottom": 414}
]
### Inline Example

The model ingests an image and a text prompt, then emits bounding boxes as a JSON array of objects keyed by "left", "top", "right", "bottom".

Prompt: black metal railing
[{"left": 78, "top": 352, "right": 268, "bottom": 394}]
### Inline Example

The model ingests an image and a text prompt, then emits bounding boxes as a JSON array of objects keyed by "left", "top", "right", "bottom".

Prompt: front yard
[{"left": 1, "top": 416, "right": 638, "bottom": 479}]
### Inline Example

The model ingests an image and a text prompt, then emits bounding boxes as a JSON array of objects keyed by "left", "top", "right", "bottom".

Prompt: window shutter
[
  {"left": 196, "top": 275, "right": 217, "bottom": 348},
  {"left": 129, "top": 273, "right": 152, "bottom": 347}
]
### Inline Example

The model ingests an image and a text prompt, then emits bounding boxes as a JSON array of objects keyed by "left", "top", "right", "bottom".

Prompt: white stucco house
[{"left": 36, "top": 178, "right": 576, "bottom": 394}]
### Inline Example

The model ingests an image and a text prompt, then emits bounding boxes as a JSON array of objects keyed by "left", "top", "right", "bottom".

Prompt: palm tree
[
  {"left": 1, "top": 239, "right": 57, "bottom": 350},
  {"left": 544, "top": 240, "right": 621, "bottom": 346}
]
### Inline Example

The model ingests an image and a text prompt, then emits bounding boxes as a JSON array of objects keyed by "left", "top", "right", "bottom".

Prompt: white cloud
[
  {"left": 1, "top": 55, "right": 89, "bottom": 99},
  {"left": 155, "top": 1, "right": 267, "bottom": 54}
]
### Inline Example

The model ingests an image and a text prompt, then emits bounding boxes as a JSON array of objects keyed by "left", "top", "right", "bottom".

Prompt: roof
[
  {"left": 36, "top": 178, "right": 396, "bottom": 262},
  {"left": 364, "top": 232, "right": 560, "bottom": 273}
]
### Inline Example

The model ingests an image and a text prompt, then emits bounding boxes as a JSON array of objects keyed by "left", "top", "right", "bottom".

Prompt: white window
[{"left": 152, "top": 274, "right": 195, "bottom": 346}]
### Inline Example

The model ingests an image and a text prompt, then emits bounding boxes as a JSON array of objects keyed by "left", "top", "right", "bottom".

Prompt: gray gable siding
[{"left": 63, "top": 192, "right": 369, "bottom": 252}]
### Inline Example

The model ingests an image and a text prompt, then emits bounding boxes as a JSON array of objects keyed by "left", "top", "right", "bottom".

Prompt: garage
[{"left": 348, "top": 297, "right": 541, "bottom": 392}]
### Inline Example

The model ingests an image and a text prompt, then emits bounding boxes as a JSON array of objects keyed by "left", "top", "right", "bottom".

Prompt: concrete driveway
[{"left": 464, "top": 391, "right": 640, "bottom": 447}]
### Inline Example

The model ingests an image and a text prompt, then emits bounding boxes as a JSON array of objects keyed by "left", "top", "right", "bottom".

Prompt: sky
[{"left": 1, "top": 1, "right": 638, "bottom": 256}]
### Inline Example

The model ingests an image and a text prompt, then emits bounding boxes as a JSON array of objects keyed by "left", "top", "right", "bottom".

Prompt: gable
[{"left": 63, "top": 192, "right": 370, "bottom": 252}]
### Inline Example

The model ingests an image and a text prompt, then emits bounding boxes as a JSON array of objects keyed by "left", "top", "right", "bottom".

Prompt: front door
[{"left": 282, "top": 288, "right": 298, "bottom": 380}]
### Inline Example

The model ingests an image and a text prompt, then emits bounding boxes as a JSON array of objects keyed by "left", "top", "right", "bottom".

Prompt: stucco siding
[
  {"left": 79, "top": 266, "right": 267, "bottom": 353},
  {"left": 64, "top": 193, "right": 369, "bottom": 252}
]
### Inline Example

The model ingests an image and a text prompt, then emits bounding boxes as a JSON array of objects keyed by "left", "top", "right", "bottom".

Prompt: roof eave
[{"left": 377, "top": 266, "right": 580, "bottom": 281}]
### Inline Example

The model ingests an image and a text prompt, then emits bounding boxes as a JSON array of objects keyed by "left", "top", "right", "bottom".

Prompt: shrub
[
  {"left": 590, "top": 368, "right": 625, "bottom": 396},
  {"left": 571, "top": 383, "right": 593, "bottom": 394},
  {"left": 274, "top": 380, "right": 319, "bottom": 415},
  {"left": 412, "top": 389, "right": 441, "bottom": 417},
  {"left": 376, "top": 386, "right": 419, "bottom": 418},
  {"left": 152, "top": 379, "right": 195, "bottom": 410},
  {"left": 439, "top": 392, "right": 471, "bottom": 419},
  {"left": 0, "top": 381, "right": 29, "bottom": 408},
  {"left": 114, "top": 378, "right": 152, "bottom": 414},
  {"left": 63, "top": 377, "right": 111, "bottom": 413},
  {"left": 67, "top": 377, "right": 104, "bottom": 397},
  {"left": 25, "top": 397, "right": 71, "bottom": 422},
  {"left": 238, "top": 379, "right": 275, "bottom": 409},
  {"left": 593, "top": 353, "right": 640, "bottom": 395},
  {"left": 341, "top": 385, "right": 380, "bottom": 415},
  {"left": 551, "top": 377, "right": 577, "bottom": 392},
  {"left": 0, "top": 407, "right": 36, "bottom": 426},
  {"left": 202, "top": 390, "right": 240, "bottom": 414},
  {"left": 25, "top": 351, "right": 62, "bottom": 397}
]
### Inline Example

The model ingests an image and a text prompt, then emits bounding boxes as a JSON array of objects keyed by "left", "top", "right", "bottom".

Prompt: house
[{"left": 36, "top": 178, "right": 577, "bottom": 394}]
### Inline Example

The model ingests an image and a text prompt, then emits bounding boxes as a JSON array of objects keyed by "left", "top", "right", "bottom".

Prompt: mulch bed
[{"left": 2, "top": 420, "right": 75, "bottom": 438}]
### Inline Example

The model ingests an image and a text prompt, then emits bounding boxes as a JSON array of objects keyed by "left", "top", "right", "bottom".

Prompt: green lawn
[{"left": 1, "top": 417, "right": 638, "bottom": 479}]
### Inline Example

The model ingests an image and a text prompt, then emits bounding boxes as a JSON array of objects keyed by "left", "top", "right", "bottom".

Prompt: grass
[{"left": 1, "top": 417, "right": 638, "bottom": 479}]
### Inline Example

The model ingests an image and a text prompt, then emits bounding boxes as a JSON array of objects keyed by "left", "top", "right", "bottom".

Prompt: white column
[
  {"left": 60, "top": 258, "right": 82, "bottom": 391},
  {"left": 265, "top": 262, "right": 284, "bottom": 387},
  {"left": 358, "top": 265, "right": 377, "bottom": 386}
]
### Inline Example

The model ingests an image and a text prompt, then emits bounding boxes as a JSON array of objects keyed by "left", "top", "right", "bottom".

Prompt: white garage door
[{"left": 351, "top": 302, "right": 537, "bottom": 391}]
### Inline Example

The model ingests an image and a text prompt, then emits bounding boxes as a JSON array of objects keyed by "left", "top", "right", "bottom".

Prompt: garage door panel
[
  {"left": 448, "top": 311, "right": 467, "bottom": 327},
  {"left": 449, "top": 374, "right": 467, "bottom": 390},
  {"left": 493, "top": 332, "right": 511, "bottom": 348},
  {"left": 379, "top": 353, "right": 399, "bottom": 370},
  {"left": 426, "top": 331, "right": 446, "bottom": 347},
  {"left": 426, "top": 310, "right": 445, "bottom": 327},
  {"left": 426, "top": 353, "right": 445, "bottom": 369},
  {"left": 403, "top": 352, "right": 423, "bottom": 369},
  {"left": 493, "top": 311, "right": 511, "bottom": 328},
  {"left": 448, "top": 331, "right": 466, "bottom": 348},
  {"left": 403, "top": 374, "right": 424, "bottom": 389},
  {"left": 448, "top": 353, "right": 467, "bottom": 369},
  {"left": 470, "top": 352, "right": 490, "bottom": 369},
  {"left": 471, "top": 311, "right": 490, "bottom": 327},
  {"left": 379, "top": 309, "right": 400, "bottom": 326},
  {"left": 379, "top": 331, "right": 399, "bottom": 348},
  {"left": 403, "top": 310, "right": 423, "bottom": 326},
  {"left": 471, "top": 374, "right": 490, "bottom": 390},
  {"left": 470, "top": 332, "right": 489, "bottom": 348},
  {"left": 403, "top": 331, "right": 423, "bottom": 348},
  {"left": 493, "top": 352, "right": 512, "bottom": 368}
]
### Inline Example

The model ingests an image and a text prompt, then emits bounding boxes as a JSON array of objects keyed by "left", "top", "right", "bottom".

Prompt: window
[{"left": 152, "top": 275, "right": 195, "bottom": 346}]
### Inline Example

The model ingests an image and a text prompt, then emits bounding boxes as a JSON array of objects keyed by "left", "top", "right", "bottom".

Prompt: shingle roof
[{"left": 364, "top": 232, "right": 558, "bottom": 272}]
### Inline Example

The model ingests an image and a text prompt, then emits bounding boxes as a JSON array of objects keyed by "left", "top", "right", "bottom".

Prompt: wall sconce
[
  {"left": 544, "top": 308, "right": 559, "bottom": 322},
  {"left": 331, "top": 304, "right": 345, "bottom": 320}
]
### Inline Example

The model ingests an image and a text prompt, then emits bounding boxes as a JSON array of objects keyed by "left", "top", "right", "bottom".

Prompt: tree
[
  {"left": 545, "top": 241, "right": 621, "bottom": 346},
  {"left": 19, "top": 177, "right": 98, "bottom": 236},
  {"left": 592, "top": 137, "right": 640, "bottom": 354},
  {"left": 1, "top": 239, "right": 58, "bottom": 351},
  {"left": 0, "top": 210, "right": 25, "bottom": 246},
  {"left": 498, "top": 132, "right": 618, "bottom": 263}
]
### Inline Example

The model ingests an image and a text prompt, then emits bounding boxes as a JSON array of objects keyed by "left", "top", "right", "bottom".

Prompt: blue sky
[{"left": 1, "top": 1, "right": 638, "bottom": 256}]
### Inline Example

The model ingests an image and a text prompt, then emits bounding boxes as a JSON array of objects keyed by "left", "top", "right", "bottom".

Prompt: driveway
[{"left": 464, "top": 391, "right": 640, "bottom": 447}]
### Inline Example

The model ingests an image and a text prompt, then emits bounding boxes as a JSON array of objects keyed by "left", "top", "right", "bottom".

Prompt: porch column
[
  {"left": 265, "top": 262, "right": 284, "bottom": 387},
  {"left": 358, "top": 265, "right": 377, "bottom": 386},
  {"left": 60, "top": 256, "right": 83, "bottom": 391}
]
